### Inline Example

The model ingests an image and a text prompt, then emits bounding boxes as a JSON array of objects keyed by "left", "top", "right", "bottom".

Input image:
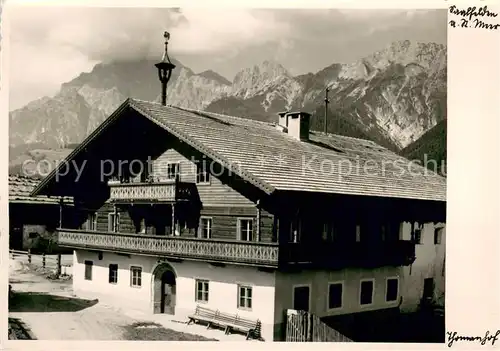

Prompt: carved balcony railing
[
  {"left": 58, "top": 229, "right": 279, "bottom": 267},
  {"left": 280, "top": 240, "right": 416, "bottom": 268},
  {"left": 58, "top": 229, "right": 415, "bottom": 269},
  {"left": 108, "top": 180, "right": 194, "bottom": 203}
]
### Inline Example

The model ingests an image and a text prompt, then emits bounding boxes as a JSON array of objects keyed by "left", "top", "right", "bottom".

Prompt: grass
[
  {"left": 8, "top": 318, "right": 35, "bottom": 340},
  {"left": 9, "top": 292, "right": 98, "bottom": 313},
  {"left": 122, "top": 321, "right": 218, "bottom": 341}
]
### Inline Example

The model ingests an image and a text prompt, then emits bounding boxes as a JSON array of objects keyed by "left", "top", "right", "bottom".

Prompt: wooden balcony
[
  {"left": 280, "top": 240, "right": 416, "bottom": 268},
  {"left": 58, "top": 229, "right": 279, "bottom": 267},
  {"left": 108, "top": 180, "right": 194, "bottom": 203},
  {"left": 58, "top": 230, "right": 415, "bottom": 269}
]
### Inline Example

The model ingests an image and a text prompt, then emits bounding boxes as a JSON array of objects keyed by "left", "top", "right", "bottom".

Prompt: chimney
[
  {"left": 277, "top": 111, "right": 289, "bottom": 129},
  {"left": 155, "top": 31, "right": 176, "bottom": 106},
  {"left": 277, "top": 111, "right": 311, "bottom": 141}
]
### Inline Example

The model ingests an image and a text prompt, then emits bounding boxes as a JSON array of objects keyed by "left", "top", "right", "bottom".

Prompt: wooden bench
[
  {"left": 187, "top": 305, "right": 262, "bottom": 340},
  {"left": 187, "top": 305, "right": 218, "bottom": 327},
  {"left": 223, "top": 313, "right": 262, "bottom": 340}
]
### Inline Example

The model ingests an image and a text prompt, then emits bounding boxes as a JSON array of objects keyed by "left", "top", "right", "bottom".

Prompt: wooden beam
[
  {"left": 58, "top": 197, "right": 64, "bottom": 228},
  {"left": 171, "top": 203, "right": 176, "bottom": 235},
  {"left": 113, "top": 204, "right": 118, "bottom": 232},
  {"left": 256, "top": 199, "right": 261, "bottom": 242}
]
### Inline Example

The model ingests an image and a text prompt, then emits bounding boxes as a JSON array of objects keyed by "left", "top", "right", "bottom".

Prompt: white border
[{"left": 2, "top": 2, "right": 500, "bottom": 350}]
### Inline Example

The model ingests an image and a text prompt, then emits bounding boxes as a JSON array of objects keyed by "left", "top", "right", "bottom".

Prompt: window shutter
[
  {"left": 237, "top": 220, "right": 241, "bottom": 240},
  {"left": 108, "top": 214, "right": 112, "bottom": 232},
  {"left": 252, "top": 218, "right": 256, "bottom": 242}
]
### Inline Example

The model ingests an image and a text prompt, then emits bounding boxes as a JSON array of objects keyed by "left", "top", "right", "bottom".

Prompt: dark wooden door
[
  {"left": 293, "top": 286, "right": 310, "bottom": 312},
  {"left": 423, "top": 278, "right": 434, "bottom": 301},
  {"left": 161, "top": 271, "right": 176, "bottom": 315},
  {"left": 10, "top": 227, "right": 23, "bottom": 250}
]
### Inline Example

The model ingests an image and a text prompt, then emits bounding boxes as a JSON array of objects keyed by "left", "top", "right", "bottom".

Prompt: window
[
  {"left": 322, "top": 222, "right": 335, "bottom": 242},
  {"left": 199, "top": 217, "right": 212, "bottom": 239},
  {"left": 290, "top": 218, "right": 301, "bottom": 243},
  {"left": 87, "top": 213, "right": 98, "bottom": 231},
  {"left": 130, "top": 266, "right": 142, "bottom": 287},
  {"left": 238, "top": 285, "right": 252, "bottom": 310},
  {"left": 167, "top": 162, "right": 180, "bottom": 180},
  {"left": 238, "top": 219, "right": 253, "bottom": 241},
  {"left": 355, "top": 224, "right": 361, "bottom": 242},
  {"left": 423, "top": 278, "right": 435, "bottom": 300},
  {"left": 293, "top": 285, "right": 310, "bottom": 312},
  {"left": 139, "top": 161, "right": 151, "bottom": 183},
  {"left": 360, "top": 280, "right": 374, "bottom": 305},
  {"left": 84, "top": 260, "right": 93, "bottom": 281},
  {"left": 108, "top": 213, "right": 120, "bottom": 232},
  {"left": 328, "top": 282, "right": 343, "bottom": 309},
  {"left": 195, "top": 279, "right": 209, "bottom": 303},
  {"left": 386, "top": 278, "right": 399, "bottom": 302},
  {"left": 434, "top": 228, "right": 443, "bottom": 245},
  {"left": 413, "top": 228, "right": 422, "bottom": 244},
  {"left": 109, "top": 264, "right": 118, "bottom": 284},
  {"left": 196, "top": 161, "right": 210, "bottom": 184},
  {"left": 411, "top": 223, "right": 423, "bottom": 244}
]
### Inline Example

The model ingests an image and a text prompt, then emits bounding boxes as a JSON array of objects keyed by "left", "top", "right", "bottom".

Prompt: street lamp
[
  {"left": 155, "top": 31, "right": 176, "bottom": 106},
  {"left": 324, "top": 86, "right": 330, "bottom": 134}
]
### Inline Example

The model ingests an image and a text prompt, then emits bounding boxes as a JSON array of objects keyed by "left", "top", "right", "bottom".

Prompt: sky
[{"left": 8, "top": 7, "right": 446, "bottom": 110}]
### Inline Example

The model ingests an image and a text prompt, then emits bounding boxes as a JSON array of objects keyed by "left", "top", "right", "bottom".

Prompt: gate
[
  {"left": 285, "top": 309, "right": 353, "bottom": 342},
  {"left": 285, "top": 309, "right": 309, "bottom": 342}
]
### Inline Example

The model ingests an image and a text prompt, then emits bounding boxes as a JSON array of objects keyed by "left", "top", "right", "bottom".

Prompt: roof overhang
[{"left": 31, "top": 98, "right": 275, "bottom": 198}]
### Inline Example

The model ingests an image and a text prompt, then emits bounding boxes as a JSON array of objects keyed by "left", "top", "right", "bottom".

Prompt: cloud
[
  {"left": 170, "top": 9, "right": 290, "bottom": 54},
  {"left": 10, "top": 7, "right": 290, "bottom": 62},
  {"left": 8, "top": 6, "right": 291, "bottom": 108}
]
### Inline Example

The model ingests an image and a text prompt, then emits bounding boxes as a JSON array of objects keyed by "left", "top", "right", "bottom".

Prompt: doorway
[
  {"left": 161, "top": 270, "right": 176, "bottom": 314},
  {"left": 423, "top": 278, "right": 435, "bottom": 302},
  {"left": 293, "top": 285, "right": 310, "bottom": 312},
  {"left": 152, "top": 263, "right": 176, "bottom": 315}
]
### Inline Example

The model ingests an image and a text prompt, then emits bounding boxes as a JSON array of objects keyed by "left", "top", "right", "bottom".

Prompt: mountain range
[{"left": 9, "top": 40, "right": 447, "bottom": 177}]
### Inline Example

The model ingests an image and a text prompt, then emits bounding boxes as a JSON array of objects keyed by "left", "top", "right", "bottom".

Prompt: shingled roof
[
  {"left": 32, "top": 98, "right": 446, "bottom": 202},
  {"left": 9, "top": 175, "right": 72, "bottom": 205}
]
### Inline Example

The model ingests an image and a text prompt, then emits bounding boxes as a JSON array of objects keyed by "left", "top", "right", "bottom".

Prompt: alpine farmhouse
[
  {"left": 9, "top": 174, "right": 74, "bottom": 253},
  {"left": 30, "top": 31, "right": 446, "bottom": 342},
  {"left": 31, "top": 98, "right": 446, "bottom": 341}
]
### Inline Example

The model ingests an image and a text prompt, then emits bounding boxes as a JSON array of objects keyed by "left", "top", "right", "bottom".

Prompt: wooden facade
[
  {"left": 31, "top": 99, "right": 445, "bottom": 271},
  {"left": 9, "top": 175, "right": 76, "bottom": 253},
  {"left": 52, "top": 139, "right": 429, "bottom": 269}
]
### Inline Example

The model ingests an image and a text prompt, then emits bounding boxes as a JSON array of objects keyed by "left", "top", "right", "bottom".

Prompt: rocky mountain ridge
[{"left": 9, "top": 40, "right": 447, "bottom": 172}]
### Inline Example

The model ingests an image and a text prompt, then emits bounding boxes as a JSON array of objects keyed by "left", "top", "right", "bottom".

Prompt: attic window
[{"left": 196, "top": 161, "right": 210, "bottom": 184}]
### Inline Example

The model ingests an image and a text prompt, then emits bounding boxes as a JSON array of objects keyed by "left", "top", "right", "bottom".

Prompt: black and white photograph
[{"left": 1, "top": 2, "right": 498, "bottom": 346}]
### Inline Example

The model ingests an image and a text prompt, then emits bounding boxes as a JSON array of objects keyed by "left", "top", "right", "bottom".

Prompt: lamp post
[
  {"left": 155, "top": 31, "right": 176, "bottom": 106},
  {"left": 324, "top": 87, "right": 330, "bottom": 134}
]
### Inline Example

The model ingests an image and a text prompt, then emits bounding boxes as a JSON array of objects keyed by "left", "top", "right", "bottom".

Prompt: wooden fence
[
  {"left": 9, "top": 249, "right": 72, "bottom": 275},
  {"left": 285, "top": 309, "right": 353, "bottom": 342}
]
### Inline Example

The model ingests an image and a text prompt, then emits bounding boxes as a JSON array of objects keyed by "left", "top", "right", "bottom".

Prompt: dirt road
[
  {"left": 8, "top": 259, "right": 233, "bottom": 341},
  {"left": 9, "top": 259, "right": 134, "bottom": 340}
]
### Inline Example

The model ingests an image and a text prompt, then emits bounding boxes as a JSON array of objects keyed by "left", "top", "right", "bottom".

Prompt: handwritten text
[
  {"left": 447, "top": 330, "right": 500, "bottom": 347},
  {"left": 449, "top": 5, "right": 499, "bottom": 30}
]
